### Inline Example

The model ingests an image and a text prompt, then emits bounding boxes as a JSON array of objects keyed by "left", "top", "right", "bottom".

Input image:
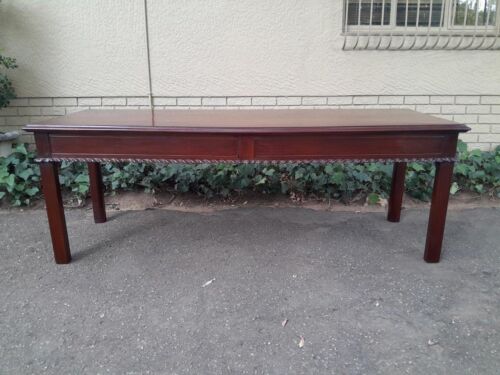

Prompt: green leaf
[
  {"left": 263, "top": 168, "right": 275, "bottom": 176},
  {"left": 5, "top": 174, "right": 15, "bottom": 188},
  {"left": 0, "top": 191, "right": 5, "bottom": 199},
  {"left": 455, "top": 164, "right": 469, "bottom": 176},
  {"left": 324, "top": 165, "right": 334, "bottom": 175},
  {"left": 450, "top": 182, "right": 460, "bottom": 195},
  {"left": 24, "top": 187, "right": 39, "bottom": 197},
  {"left": 255, "top": 176, "right": 267, "bottom": 185},
  {"left": 410, "top": 163, "right": 425, "bottom": 172},
  {"left": 367, "top": 193, "right": 380, "bottom": 205},
  {"left": 17, "top": 168, "right": 34, "bottom": 181},
  {"left": 14, "top": 144, "right": 28, "bottom": 155},
  {"left": 74, "top": 174, "right": 89, "bottom": 184},
  {"left": 457, "top": 140, "right": 468, "bottom": 153}
]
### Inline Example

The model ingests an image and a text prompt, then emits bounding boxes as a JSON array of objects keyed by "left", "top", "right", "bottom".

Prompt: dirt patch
[
  {"left": 90, "top": 191, "right": 500, "bottom": 213},
  {"left": 1, "top": 191, "right": 498, "bottom": 214}
]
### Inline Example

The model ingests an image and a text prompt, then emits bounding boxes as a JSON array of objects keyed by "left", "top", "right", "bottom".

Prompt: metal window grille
[{"left": 343, "top": 0, "right": 500, "bottom": 50}]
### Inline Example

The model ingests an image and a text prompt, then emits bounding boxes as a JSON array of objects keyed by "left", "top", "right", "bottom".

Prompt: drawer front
[
  {"left": 38, "top": 132, "right": 458, "bottom": 162},
  {"left": 48, "top": 133, "right": 240, "bottom": 160},
  {"left": 253, "top": 134, "right": 457, "bottom": 160}
]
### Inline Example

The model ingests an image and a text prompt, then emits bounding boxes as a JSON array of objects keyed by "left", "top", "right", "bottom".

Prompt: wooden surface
[
  {"left": 24, "top": 109, "right": 470, "bottom": 264},
  {"left": 26, "top": 109, "right": 469, "bottom": 163},
  {"left": 24, "top": 108, "right": 469, "bottom": 133}
]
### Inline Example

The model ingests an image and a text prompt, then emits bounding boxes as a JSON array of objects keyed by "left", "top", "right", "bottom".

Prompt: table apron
[{"left": 35, "top": 132, "right": 459, "bottom": 163}]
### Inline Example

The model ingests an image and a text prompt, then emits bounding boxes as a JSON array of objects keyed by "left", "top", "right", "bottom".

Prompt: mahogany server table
[{"left": 24, "top": 109, "right": 469, "bottom": 264}]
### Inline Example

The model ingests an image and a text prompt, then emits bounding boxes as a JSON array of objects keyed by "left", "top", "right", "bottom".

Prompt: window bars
[{"left": 343, "top": 0, "right": 500, "bottom": 50}]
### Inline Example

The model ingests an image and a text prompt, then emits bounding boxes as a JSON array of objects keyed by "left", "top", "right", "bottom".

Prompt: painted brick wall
[{"left": 1, "top": 95, "right": 499, "bottom": 150}]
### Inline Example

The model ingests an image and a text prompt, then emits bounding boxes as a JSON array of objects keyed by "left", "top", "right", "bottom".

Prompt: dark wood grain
[
  {"left": 39, "top": 162, "right": 71, "bottom": 264},
  {"left": 387, "top": 162, "right": 407, "bottom": 223},
  {"left": 424, "top": 162, "right": 455, "bottom": 263},
  {"left": 24, "top": 109, "right": 470, "bottom": 264},
  {"left": 88, "top": 162, "right": 106, "bottom": 224}
]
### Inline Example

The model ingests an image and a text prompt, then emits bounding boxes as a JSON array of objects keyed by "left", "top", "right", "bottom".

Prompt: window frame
[{"left": 343, "top": 0, "right": 499, "bottom": 36}]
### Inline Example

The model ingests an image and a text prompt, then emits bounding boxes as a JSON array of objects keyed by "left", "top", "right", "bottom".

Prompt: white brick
[
  {"left": 18, "top": 107, "right": 42, "bottom": 116},
  {"left": 478, "top": 133, "right": 500, "bottom": 143},
  {"left": 127, "top": 97, "right": 150, "bottom": 106},
  {"left": 467, "top": 143, "right": 492, "bottom": 151},
  {"left": 5, "top": 117, "right": 28, "bottom": 126},
  {"left": 277, "top": 97, "right": 302, "bottom": 106},
  {"left": 481, "top": 96, "right": 500, "bottom": 105},
  {"left": 353, "top": 96, "right": 378, "bottom": 105},
  {"left": 441, "top": 105, "right": 466, "bottom": 114},
  {"left": 8, "top": 98, "right": 29, "bottom": 106},
  {"left": 177, "top": 97, "right": 202, "bottom": 106},
  {"left": 478, "top": 114, "right": 500, "bottom": 124},
  {"left": 202, "top": 97, "right": 227, "bottom": 106},
  {"left": 434, "top": 114, "right": 454, "bottom": 121},
  {"left": 227, "top": 97, "right": 251, "bottom": 106},
  {"left": 459, "top": 133, "right": 478, "bottom": 142},
  {"left": 453, "top": 114, "right": 478, "bottom": 124},
  {"left": 66, "top": 106, "right": 87, "bottom": 114},
  {"left": 0, "top": 117, "right": 5, "bottom": 126},
  {"left": 415, "top": 105, "right": 441, "bottom": 114},
  {"left": 455, "top": 96, "right": 480, "bottom": 105},
  {"left": 0, "top": 107, "right": 18, "bottom": 116},
  {"left": 469, "top": 124, "right": 491, "bottom": 133},
  {"left": 153, "top": 97, "right": 177, "bottom": 106},
  {"left": 302, "top": 97, "right": 327, "bottom": 105},
  {"left": 379, "top": 96, "right": 404, "bottom": 105},
  {"left": 391, "top": 104, "right": 416, "bottom": 110},
  {"left": 466, "top": 105, "right": 491, "bottom": 114},
  {"left": 490, "top": 124, "right": 500, "bottom": 133},
  {"left": 53, "top": 98, "right": 77, "bottom": 106},
  {"left": 252, "top": 97, "right": 276, "bottom": 106},
  {"left": 404, "top": 96, "right": 429, "bottom": 105},
  {"left": 29, "top": 116, "right": 51, "bottom": 123},
  {"left": 102, "top": 97, "right": 126, "bottom": 106},
  {"left": 41, "top": 107, "right": 66, "bottom": 116},
  {"left": 78, "top": 97, "right": 102, "bottom": 106},
  {"left": 491, "top": 105, "right": 500, "bottom": 114},
  {"left": 327, "top": 96, "right": 353, "bottom": 105},
  {"left": 29, "top": 98, "right": 53, "bottom": 106},
  {"left": 430, "top": 96, "right": 454, "bottom": 104}
]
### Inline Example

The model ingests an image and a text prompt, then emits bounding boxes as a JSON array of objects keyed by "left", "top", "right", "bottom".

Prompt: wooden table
[{"left": 24, "top": 109, "right": 469, "bottom": 264}]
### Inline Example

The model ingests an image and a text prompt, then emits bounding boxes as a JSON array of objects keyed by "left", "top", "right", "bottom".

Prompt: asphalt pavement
[{"left": 1, "top": 206, "right": 499, "bottom": 374}]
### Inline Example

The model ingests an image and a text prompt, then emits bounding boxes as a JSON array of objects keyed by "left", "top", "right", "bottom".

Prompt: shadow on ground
[{"left": 0, "top": 207, "right": 499, "bottom": 374}]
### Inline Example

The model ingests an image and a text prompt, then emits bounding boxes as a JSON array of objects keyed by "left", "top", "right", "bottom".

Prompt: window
[{"left": 343, "top": 0, "right": 500, "bottom": 49}]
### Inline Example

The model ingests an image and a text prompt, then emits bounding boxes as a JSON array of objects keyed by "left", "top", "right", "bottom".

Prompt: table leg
[
  {"left": 387, "top": 162, "right": 407, "bottom": 222},
  {"left": 40, "top": 162, "right": 71, "bottom": 264},
  {"left": 424, "top": 161, "right": 454, "bottom": 263},
  {"left": 88, "top": 162, "right": 107, "bottom": 224}
]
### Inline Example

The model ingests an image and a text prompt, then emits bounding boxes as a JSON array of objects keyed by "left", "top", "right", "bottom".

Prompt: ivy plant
[
  {"left": 0, "top": 141, "right": 499, "bottom": 207},
  {"left": 0, "top": 53, "right": 17, "bottom": 109}
]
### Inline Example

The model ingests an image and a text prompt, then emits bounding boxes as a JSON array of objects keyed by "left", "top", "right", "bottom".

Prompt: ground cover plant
[{"left": 0, "top": 142, "right": 499, "bottom": 207}]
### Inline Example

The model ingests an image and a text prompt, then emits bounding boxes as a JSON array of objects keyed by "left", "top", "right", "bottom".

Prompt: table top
[{"left": 24, "top": 108, "right": 470, "bottom": 134}]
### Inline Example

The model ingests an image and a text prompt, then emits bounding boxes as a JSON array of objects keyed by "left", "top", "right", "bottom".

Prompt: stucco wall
[{"left": 1, "top": 0, "right": 499, "bottom": 97}]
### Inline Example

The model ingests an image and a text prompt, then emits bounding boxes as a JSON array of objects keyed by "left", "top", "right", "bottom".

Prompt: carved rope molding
[{"left": 35, "top": 156, "right": 458, "bottom": 164}]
